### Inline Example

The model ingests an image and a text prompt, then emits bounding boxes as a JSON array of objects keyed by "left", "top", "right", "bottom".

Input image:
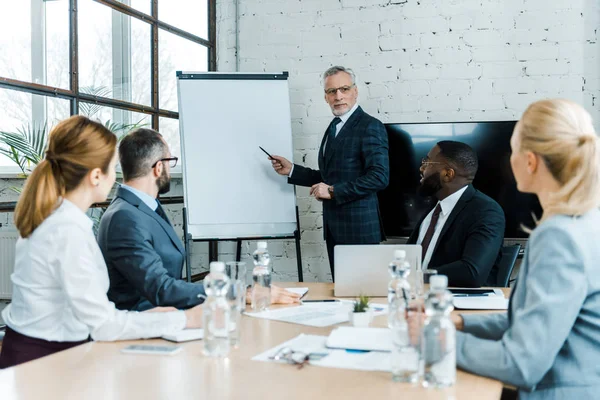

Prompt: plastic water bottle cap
[
  {"left": 210, "top": 261, "right": 225, "bottom": 272},
  {"left": 257, "top": 241, "right": 268, "bottom": 249},
  {"left": 394, "top": 249, "right": 406, "bottom": 259},
  {"left": 430, "top": 275, "right": 448, "bottom": 289}
]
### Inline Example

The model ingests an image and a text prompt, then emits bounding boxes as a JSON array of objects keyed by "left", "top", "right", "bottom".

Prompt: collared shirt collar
[
  {"left": 437, "top": 185, "right": 469, "bottom": 217},
  {"left": 337, "top": 102, "right": 359, "bottom": 124},
  {"left": 120, "top": 183, "right": 158, "bottom": 211}
]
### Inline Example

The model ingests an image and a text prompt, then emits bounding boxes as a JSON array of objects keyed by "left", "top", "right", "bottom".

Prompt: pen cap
[
  {"left": 393, "top": 249, "right": 406, "bottom": 259},
  {"left": 430, "top": 275, "right": 448, "bottom": 290},
  {"left": 257, "top": 241, "right": 268, "bottom": 249},
  {"left": 210, "top": 261, "right": 225, "bottom": 273}
]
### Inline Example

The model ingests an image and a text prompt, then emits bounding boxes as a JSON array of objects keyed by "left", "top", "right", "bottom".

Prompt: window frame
[{"left": 0, "top": 0, "right": 216, "bottom": 173}]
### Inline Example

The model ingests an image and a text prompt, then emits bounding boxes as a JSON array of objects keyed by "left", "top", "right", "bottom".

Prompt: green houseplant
[{"left": 349, "top": 294, "right": 372, "bottom": 327}]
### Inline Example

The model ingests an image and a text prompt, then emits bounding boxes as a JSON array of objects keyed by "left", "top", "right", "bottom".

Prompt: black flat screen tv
[{"left": 378, "top": 121, "right": 542, "bottom": 239}]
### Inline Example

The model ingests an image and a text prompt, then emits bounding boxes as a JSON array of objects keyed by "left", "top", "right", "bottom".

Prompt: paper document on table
[
  {"left": 246, "top": 301, "right": 387, "bottom": 327},
  {"left": 326, "top": 327, "right": 392, "bottom": 352},
  {"left": 453, "top": 296, "right": 508, "bottom": 310},
  {"left": 161, "top": 329, "right": 203, "bottom": 343},
  {"left": 284, "top": 287, "right": 309, "bottom": 298},
  {"left": 245, "top": 302, "right": 352, "bottom": 327},
  {"left": 253, "top": 334, "right": 391, "bottom": 372}
]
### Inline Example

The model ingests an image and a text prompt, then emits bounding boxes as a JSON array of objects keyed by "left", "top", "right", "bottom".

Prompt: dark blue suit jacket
[
  {"left": 288, "top": 106, "right": 389, "bottom": 243},
  {"left": 407, "top": 185, "right": 505, "bottom": 287},
  {"left": 97, "top": 187, "right": 205, "bottom": 311}
]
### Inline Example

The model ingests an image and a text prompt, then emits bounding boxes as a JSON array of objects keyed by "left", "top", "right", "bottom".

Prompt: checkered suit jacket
[{"left": 288, "top": 106, "right": 389, "bottom": 243}]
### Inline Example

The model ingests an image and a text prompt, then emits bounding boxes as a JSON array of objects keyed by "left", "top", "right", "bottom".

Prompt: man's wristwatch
[{"left": 328, "top": 185, "right": 334, "bottom": 198}]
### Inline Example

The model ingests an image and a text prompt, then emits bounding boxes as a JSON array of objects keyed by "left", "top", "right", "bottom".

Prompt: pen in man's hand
[
  {"left": 259, "top": 146, "right": 274, "bottom": 160},
  {"left": 301, "top": 299, "right": 339, "bottom": 303}
]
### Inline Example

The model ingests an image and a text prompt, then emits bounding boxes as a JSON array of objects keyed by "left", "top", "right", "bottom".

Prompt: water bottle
[
  {"left": 388, "top": 250, "right": 419, "bottom": 382},
  {"left": 251, "top": 241, "right": 272, "bottom": 311},
  {"left": 203, "top": 261, "right": 231, "bottom": 357},
  {"left": 388, "top": 249, "right": 411, "bottom": 327},
  {"left": 422, "top": 275, "right": 456, "bottom": 388}
]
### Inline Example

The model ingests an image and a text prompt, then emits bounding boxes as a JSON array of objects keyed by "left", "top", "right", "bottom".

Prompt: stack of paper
[
  {"left": 245, "top": 301, "right": 387, "bottom": 327},
  {"left": 326, "top": 327, "right": 392, "bottom": 352},
  {"left": 252, "top": 334, "right": 392, "bottom": 372}
]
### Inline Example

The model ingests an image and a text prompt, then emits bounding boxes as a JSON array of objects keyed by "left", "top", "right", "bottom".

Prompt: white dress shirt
[
  {"left": 2, "top": 199, "right": 186, "bottom": 342},
  {"left": 322, "top": 102, "right": 360, "bottom": 155},
  {"left": 289, "top": 102, "right": 360, "bottom": 177},
  {"left": 417, "top": 185, "right": 469, "bottom": 270}
]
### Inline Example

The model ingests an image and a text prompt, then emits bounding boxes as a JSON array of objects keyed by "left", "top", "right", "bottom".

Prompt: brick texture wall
[{"left": 214, "top": 0, "right": 600, "bottom": 282}]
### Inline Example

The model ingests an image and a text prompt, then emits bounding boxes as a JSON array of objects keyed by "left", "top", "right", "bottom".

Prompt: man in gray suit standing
[{"left": 98, "top": 128, "right": 300, "bottom": 311}]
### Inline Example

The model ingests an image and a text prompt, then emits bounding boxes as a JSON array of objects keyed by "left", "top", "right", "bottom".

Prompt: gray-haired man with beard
[
  {"left": 97, "top": 128, "right": 204, "bottom": 311},
  {"left": 98, "top": 129, "right": 300, "bottom": 311}
]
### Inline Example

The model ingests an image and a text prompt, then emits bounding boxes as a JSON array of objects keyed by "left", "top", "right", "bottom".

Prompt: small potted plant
[{"left": 349, "top": 294, "right": 372, "bottom": 327}]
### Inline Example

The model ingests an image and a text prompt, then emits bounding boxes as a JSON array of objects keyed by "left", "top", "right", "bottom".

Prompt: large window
[{"left": 0, "top": 0, "right": 215, "bottom": 170}]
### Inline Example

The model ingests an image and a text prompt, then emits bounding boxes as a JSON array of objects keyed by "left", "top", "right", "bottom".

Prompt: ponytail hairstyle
[
  {"left": 518, "top": 99, "right": 600, "bottom": 224},
  {"left": 14, "top": 116, "right": 117, "bottom": 238}
]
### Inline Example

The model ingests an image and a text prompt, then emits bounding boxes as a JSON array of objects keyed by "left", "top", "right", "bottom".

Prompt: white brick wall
[{"left": 213, "top": 0, "right": 599, "bottom": 283}]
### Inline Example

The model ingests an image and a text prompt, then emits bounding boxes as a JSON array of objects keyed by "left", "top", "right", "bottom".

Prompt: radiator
[{"left": 0, "top": 232, "right": 18, "bottom": 299}]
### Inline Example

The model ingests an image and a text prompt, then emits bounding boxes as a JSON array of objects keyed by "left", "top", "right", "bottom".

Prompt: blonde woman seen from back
[
  {"left": 411, "top": 99, "right": 600, "bottom": 399},
  {"left": 0, "top": 116, "right": 202, "bottom": 369}
]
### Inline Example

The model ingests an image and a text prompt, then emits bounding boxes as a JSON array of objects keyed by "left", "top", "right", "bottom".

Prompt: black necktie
[
  {"left": 420, "top": 203, "right": 442, "bottom": 261},
  {"left": 155, "top": 201, "right": 170, "bottom": 224},
  {"left": 324, "top": 117, "right": 341, "bottom": 158}
]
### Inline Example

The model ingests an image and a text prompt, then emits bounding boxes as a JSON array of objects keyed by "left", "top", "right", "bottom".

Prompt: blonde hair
[
  {"left": 14, "top": 116, "right": 117, "bottom": 238},
  {"left": 517, "top": 98, "right": 600, "bottom": 224}
]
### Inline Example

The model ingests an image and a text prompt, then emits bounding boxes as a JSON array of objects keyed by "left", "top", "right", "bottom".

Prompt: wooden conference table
[{"left": 0, "top": 283, "right": 508, "bottom": 400}]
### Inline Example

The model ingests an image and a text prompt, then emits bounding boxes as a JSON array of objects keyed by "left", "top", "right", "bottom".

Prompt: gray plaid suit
[{"left": 288, "top": 106, "right": 389, "bottom": 278}]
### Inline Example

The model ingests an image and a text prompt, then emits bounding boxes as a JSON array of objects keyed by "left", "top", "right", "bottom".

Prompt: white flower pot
[{"left": 349, "top": 310, "right": 372, "bottom": 327}]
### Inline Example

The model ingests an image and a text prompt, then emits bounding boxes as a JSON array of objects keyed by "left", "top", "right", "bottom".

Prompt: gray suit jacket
[
  {"left": 97, "top": 187, "right": 205, "bottom": 311},
  {"left": 456, "top": 209, "right": 600, "bottom": 399}
]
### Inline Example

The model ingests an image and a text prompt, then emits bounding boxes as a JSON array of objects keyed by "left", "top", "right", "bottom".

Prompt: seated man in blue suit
[
  {"left": 407, "top": 141, "right": 505, "bottom": 287},
  {"left": 98, "top": 128, "right": 300, "bottom": 311}
]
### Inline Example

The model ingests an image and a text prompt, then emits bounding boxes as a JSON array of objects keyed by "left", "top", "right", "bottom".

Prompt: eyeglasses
[
  {"left": 269, "top": 347, "right": 324, "bottom": 369},
  {"left": 324, "top": 84, "right": 355, "bottom": 96},
  {"left": 420, "top": 158, "right": 443, "bottom": 167},
  {"left": 151, "top": 157, "right": 178, "bottom": 168}
]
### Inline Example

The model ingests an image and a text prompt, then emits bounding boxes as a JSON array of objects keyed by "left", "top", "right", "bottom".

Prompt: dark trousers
[
  {"left": 326, "top": 232, "right": 337, "bottom": 282},
  {"left": 325, "top": 227, "right": 380, "bottom": 283},
  {"left": 0, "top": 327, "right": 89, "bottom": 369}
]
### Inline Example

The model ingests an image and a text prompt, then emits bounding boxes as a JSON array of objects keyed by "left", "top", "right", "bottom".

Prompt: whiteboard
[{"left": 177, "top": 72, "right": 297, "bottom": 239}]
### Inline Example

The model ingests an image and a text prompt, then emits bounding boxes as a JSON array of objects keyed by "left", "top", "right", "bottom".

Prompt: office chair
[{"left": 494, "top": 244, "right": 521, "bottom": 287}]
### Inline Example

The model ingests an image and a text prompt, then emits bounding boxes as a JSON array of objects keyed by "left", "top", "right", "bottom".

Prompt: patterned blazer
[{"left": 288, "top": 106, "right": 389, "bottom": 243}]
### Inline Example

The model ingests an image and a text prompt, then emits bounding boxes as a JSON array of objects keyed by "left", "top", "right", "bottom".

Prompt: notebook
[
  {"left": 453, "top": 296, "right": 509, "bottom": 310},
  {"left": 161, "top": 329, "right": 204, "bottom": 343},
  {"left": 326, "top": 327, "right": 392, "bottom": 352}
]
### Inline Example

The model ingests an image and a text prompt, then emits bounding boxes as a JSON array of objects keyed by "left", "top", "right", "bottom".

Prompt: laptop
[{"left": 334, "top": 244, "right": 422, "bottom": 297}]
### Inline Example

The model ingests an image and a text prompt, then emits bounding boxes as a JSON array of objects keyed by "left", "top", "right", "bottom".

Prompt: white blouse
[{"left": 2, "top": 199, "right": 186, "bottom": 342}]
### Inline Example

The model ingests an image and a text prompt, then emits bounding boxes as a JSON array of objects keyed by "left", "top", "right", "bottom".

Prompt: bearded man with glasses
[
  {"left": 269, "top": 66, "right": 389, "bottom": 281},
  {"left": 407, "top": 141, "right": 506, "bottom": 287}
]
